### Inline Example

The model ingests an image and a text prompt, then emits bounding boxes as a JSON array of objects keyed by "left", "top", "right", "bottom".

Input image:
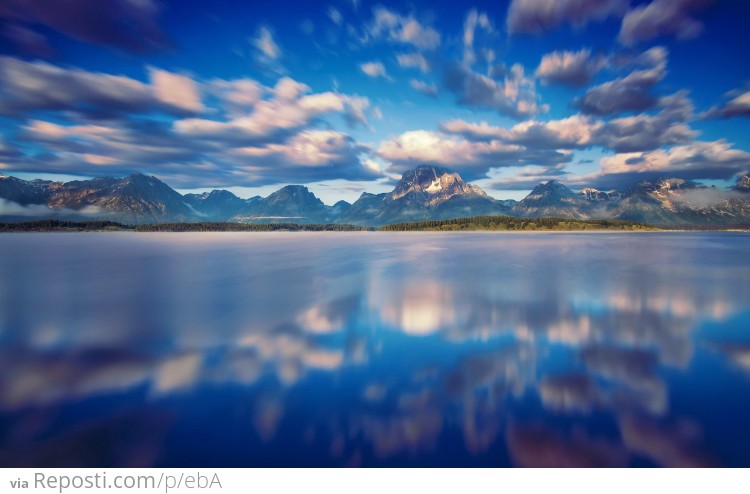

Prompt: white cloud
[
  {"left": 327, "top": 7, "right": 343, "bottom": 26},
  {"left": 360, "top": 61, "right": 388, "bottom": 79},
  {"left": 14, "top": 72, "right": 377, "bottom": 187},
  {"left": 599, "top": 140, "right": 750, "bottom": 176},
  {"left": 251, "top": 25, "right": 284, "bottom": 74},
  {"left": 175, "top": 76, "right": 370, "bottom": 142},
  {"left": 444, "top": 62, "right": 548, "bottom": 119},
  {"left": 149, "top": 68, "right": 203, "bottom": 113},
  {"left": 535, "top": 49, "right": 607, "bottom": 87},
  {"left": 396, "top": 52, "right": 430, "bottom": 73},
  {"left": 410, "top": 79, "right": 438, "bottom": 97},
  {"left": 576, "top": 47, "right": 667, "bottom": 115},
  {"left": 507, "top": 0, "right": 627, "bottom": 34},
  {"left": 379, "top": 130, "right": 490, "bottom": 167},
  {"left": 206, "top": 78, "right": 264, "bottom": 115},
  {"left": 252, "top": 26, "right": 281, "bottom": 60},
  {"left": 21, "top": 118, "right": 213, "bottom": 177},
  {"left": 231, "top": 130, "right": 363, "bottom": 167},
  {"left": 378, "top": 129, "right": 572, "bottom": 180},
  {"left": 463, "top": 9, "right": 494, "bottom": 66},
  {"left": 703, "top": 89, "right": 750, "bottom": 120},
  {"left": 441, "top": 91, "right": 696, "bottom": 153},
  {"left": 367, "top": 6, "right": 441, "bottom": 50},
  {"left": 0, "top": 56, "right": 203, "bottom": 117},
  {"left": 594, "top": 91, "right": 696, "bottom": 152},
  {"left": 450, "top": 114, "right": 601, "bottom": 149},
  {"left": 619, "top": 0, "right": 715, "bottom": 46}
]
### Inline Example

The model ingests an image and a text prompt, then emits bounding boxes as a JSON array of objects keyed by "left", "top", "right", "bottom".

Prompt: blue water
[{"left": 0, "top": 232, "right": 749, "bottom": 467}]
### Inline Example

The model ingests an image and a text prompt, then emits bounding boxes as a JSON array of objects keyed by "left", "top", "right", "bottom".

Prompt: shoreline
[
  {"left": 3, "top": 228, "right": 750, "bottom": 234},
  {"left": 1, "top": 219, "right": 748, "bottom": 234}
]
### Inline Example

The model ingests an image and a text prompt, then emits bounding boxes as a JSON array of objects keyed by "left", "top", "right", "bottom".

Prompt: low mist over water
[{"left": 1, "top": 232, "right": 749, "bottom": 467}]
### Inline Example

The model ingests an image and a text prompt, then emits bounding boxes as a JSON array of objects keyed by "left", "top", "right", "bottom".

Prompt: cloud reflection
[
  {"left": 507, "top": 421, "right": 628, "bottom": 467},
  {"left": 0, "top": 233, "right": 748, "bottom": 466}
]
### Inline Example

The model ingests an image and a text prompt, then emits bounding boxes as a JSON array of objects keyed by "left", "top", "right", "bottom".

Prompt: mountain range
[{"left": 1, "top": 166, "right": 749, "bottom": 226}]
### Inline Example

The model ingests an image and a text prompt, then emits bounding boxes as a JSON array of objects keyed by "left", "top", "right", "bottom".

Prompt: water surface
[{"left": 0, "top": 232, "right": 749, "bottom": 467}]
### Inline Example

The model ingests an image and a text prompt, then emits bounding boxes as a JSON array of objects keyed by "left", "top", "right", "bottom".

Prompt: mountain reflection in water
[{"left": 0, "top": 232, "right": 749, "bottom": 467}]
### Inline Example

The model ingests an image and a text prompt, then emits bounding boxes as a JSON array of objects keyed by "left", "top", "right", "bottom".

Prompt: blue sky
[{"left": 1, "top": 0, "right": 749, "bottom": 203}]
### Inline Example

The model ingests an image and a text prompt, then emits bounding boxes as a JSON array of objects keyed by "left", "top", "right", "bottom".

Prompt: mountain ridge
[
  {"left": 337, "top": 165, "right": 513, "bottom": 226},
  {"left": 2, "top": 168, "right": 749, "bottom": 226}
]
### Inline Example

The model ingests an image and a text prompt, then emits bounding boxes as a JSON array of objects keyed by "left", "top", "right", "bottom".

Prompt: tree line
[
  {"left": 135, "top": 222, "right": 370, "bottom": 232},
  {"left": 0, "top": 220, "right": 132, "bottom": 232},
  {"left": 0, "top": 217, "right": 655, "bottom": 232},
  {"left": 379, "top": 215, "right": 655, "bottom": 231}
]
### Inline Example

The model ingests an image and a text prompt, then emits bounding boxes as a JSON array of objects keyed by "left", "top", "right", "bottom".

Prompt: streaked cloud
[
  {"left": 594, "top": 91, "right": 696, "bottom": 152},
  {"left": 326, "top": 6, "right": 343, "bottom": 26},
  {"left": 440, "top": 91, "right": 695, "bottom": 153},
  {"left": 0, "top": 57, "right": 203, "bottom": 118},
  {"left": 410, "top": 79, "right": 438, "bottom": 97},
  {"left": 582, "top": 139, "right": 750, "bottom": 189},
  {"left": 149, "top": 68, "right": 204, "bottom": 114},
  {"left": 252, "top": 25, "right": 284, "bottom": 74},
  {"left": 253, "top": 25, "right": 282, "bottom": 60},
  {"left": 396, "top": 52, "right": 430, "bottom": 73},
  {"left": 536, "top": 49, "right": 607, "bottom": 87},
  {"left": 378, "top": 129, "right": 572, "bottom": 181},
  {"left": 365, "top": 6, "right": 440, "bottom": 50},
  {"left": 575, "top": 47, "right": 667, "bottom": 115},
  {"left": 0, "top": 0, "right": 169, "bottom": 55},
  {"left": 507, "top": 0, "right": 627, "bottom": 35},
  {"left": 440, "top": 115, "right": 599, "bottom": 149},
  {"left": 1, "top": 23, "right": 55, "bottom": 57},
  {"left": 360, "top": 61, "right": 389, "bottom": 79},
  {"left": 702, "top": 89, "right": 750, "bottom": 120},
  {"left": 443, "top": 62, "right": 548, "bottom": 119},
  {"left": 463, "top": 9, "right": 494, "bottom": 66},
  {"left": 205, "top": 78, "right": 264, "bottom": 116},
  {"left": 619, "top": 0, "right": 716, "bottom": 46},
  {"left": 175, "top": 77, "right": 370, "bottom": 143},
  {"left": 10, "top": 71, "right": 379, "bottom": 187},
  {"left": 227, "top": 129, "right": 382, "bottom": 184}
]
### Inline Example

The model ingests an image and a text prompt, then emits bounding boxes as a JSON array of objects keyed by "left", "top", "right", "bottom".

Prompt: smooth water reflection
[{"left": 0, "top": 232, "right": 749, "bottom": 467}]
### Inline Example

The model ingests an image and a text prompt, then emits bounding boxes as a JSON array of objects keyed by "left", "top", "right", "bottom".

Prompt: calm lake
[{"left": 0, "top": 232, "right": 749, "bottom": 467}]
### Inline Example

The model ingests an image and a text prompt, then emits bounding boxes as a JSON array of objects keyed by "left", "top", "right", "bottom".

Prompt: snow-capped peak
[
  {"left": 580, "top": 187, "right": 621, "bottom": 202},
  {"left": 425, "top": 178, "right": 443, "bottom": 193}
]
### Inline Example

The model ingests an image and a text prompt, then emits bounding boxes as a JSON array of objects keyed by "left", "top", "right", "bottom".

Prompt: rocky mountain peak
[
  {"left": 654, "top": 177, "right": 699, "bottom": 191},
  {"left": 270, "top": 185, "right": 317, "bottom": 201},
  {"left": 528, "top": 180, "right": 576, "bottom": 199},
  {"left": 388, "top": 165, "right": 487, "bottom": 204},
  {"left": 262, "top": 185, "right": 326, "bottom": 214},
  {"left": 579, "top": 187, "right": 622, "bottom": 202},
  {"left": 121, "top": 173, "right": 167, "bottom": 191},
  {"left": 734, "top": 174, "right": 750, "bottom": 192},
  {"left": 187, "top": 189, "right": 242, "bottom": 204},
  {"left": 207, "top": 189, "right": 238, "bottom": 199},
  {"left": 513, "top": 180, "right": 585, "bottom": 219},
  {"left": 276, "top": 185, "right": 309, "bottom": 193},
  {"left": 125, "top": 172, "right": 148, "bottom": 181}
]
